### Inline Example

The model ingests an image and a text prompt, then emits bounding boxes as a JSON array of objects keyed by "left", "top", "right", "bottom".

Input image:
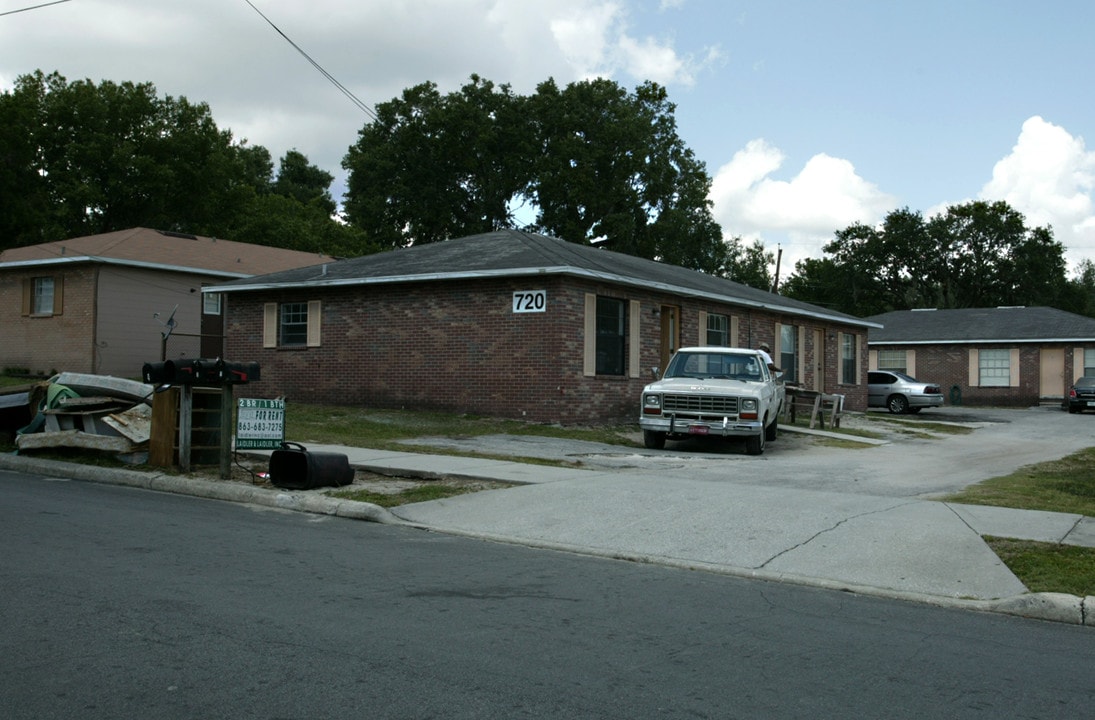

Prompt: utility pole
[{"left": 770, "top": 245, "right": 783, "bottom": 294}]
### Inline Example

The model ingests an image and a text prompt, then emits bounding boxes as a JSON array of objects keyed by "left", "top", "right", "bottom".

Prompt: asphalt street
[{"left": 1, "top": 405, "right": 1092, "bottom": 624}]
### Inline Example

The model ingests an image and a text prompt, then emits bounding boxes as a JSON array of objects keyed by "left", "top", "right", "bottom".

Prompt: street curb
[
  {"left": 384, "top": 519, "right": 1094, "bottom": 628},
  {"left": 0, "top": 453, "right": 402, "bottom": 525},
  {"left": 2, "top": 452, "right": 1089, "bottom": 626}
]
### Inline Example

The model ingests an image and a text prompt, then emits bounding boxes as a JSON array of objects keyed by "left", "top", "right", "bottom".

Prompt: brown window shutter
[
  {"left": 583, "top": 294, "right": 596, "bottom": 377},
  {"left": 306, "top": 300, "right": 322, "bottom": 347},
  {"left": 263, "top": 303, "right": 277, "bottom": 348},
  {"left": 628, "top": 300, "right": 640, "bottom": 378},
  {"left": 53, "top": 276, "right": 63, "bottom": 316},
  {"left": 22, "top": 278, "right": 30, "bottom": 316}
]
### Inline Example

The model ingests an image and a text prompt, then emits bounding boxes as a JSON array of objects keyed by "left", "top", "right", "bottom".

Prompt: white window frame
[
  {"left": 779, "top": 324, "right": 798, "bottom": 383},
  {"left": 203, "top": 292, "right": 222, "bottom": 315},
  {"left": 1084, "top": 348, "right": 1095, "bottom": 377},
  {"left": 876, "top": 349, "right": 906, "bottom": 373},
  {"left": 33, "top": 277, "right": 54, "bottom": 315},
  {"left": 840, "top": 333, "right": 858, "bottom": 385},
  {"left": 978, "top": 348, "right": 1011, "bottom": 387},
  {"left": 706, "top": 313, "right": 729, "bottom": 346}
]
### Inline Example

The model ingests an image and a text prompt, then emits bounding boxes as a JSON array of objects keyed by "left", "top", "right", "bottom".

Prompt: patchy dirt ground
[{"left": 185, "top": 457, "right": 511, "bottom": 496}]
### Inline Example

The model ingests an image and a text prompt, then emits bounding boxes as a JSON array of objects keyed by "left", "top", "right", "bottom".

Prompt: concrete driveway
[
  {"left": 403, "top": 405, "right": 1095, "bottom": 498},
  {"left": 389, "top": 405, "right": 1093, "bottom": 612}
]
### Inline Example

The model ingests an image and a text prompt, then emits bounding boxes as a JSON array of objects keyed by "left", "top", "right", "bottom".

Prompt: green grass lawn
[
  {"left": 941, "top": 448, "right": 1095, "bottom": 597},
  {"left": 940, "top": 447, "right": 1095, "bottom": 518},
  {"left": 285, "top": 405, "right": 641, "bottom": 451}
]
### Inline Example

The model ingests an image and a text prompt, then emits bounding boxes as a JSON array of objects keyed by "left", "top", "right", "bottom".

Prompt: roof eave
[
  {"left": 0, "top": 255, "right": 251, "bottom": 279},
  {"left": 869, "top": 337, "right": 1095, "bottom": 345},
  {"left": 206, "top": 266, "right": 880, "bottom": 329}
]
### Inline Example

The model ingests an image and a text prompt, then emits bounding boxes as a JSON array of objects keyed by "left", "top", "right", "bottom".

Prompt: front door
[
  {"left": 659, "top": 305, "right": 679, "bottom": 373},
  {"left": 1039, "top": 348, "right": 1065, "bottom": 399}
]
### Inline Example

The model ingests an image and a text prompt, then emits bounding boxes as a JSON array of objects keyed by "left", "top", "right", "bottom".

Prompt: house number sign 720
[{"left": 512, "top": 290, "right": 547, "bottom": 313}]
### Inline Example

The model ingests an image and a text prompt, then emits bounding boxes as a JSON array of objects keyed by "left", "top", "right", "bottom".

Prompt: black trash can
[{"left": 269, "top": 442, "right": 355, "bottom": 489}]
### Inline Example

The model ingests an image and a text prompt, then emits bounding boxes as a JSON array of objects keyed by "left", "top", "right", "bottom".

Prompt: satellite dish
[{"left": 155, "top": 304, "right": 179, "bottom": 340}]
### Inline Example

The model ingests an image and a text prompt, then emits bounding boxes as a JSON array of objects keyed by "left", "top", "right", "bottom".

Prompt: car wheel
[
  {"left": 745, "top": 432, "right": 765, "bottom": 456},
  {"left": 1068, "top": 405, "right": 1079, "bottom": 414},
  {"left": 764, "top": 416, "right": 778, "bottom": 441},
  {"left": 643, "top": 429, "right": 667, "bottom": 449},
  {"left": 887, "top": 395, "right": 909, "bottom": 414}
]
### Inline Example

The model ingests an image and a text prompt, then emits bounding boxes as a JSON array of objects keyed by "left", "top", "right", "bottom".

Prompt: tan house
[
  {"left": 206, "top": 229, "right": 880, "bottom": 425},
  {"left": 0, "top": 228, "right": 333, "bottom": 378}
]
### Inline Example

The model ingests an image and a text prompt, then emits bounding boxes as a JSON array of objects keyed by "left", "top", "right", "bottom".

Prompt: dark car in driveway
[
  {"left": 1065, "top": 376, "right": 1095, "bottom": 413},
  {"left": 868, "top": 370, "right": 945, "bottom": 414}
]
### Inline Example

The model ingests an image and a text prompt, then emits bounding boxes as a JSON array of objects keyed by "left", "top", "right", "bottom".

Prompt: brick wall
[
  {"left": 871, "top": 343, "right": 1087, "bottom": 407},
  {"left": 225, "top": 276, "right": 871, "bottom": 424}
]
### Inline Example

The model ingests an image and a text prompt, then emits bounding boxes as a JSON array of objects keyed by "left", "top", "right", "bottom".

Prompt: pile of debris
[{"left": 2, "top": 373, "right": 153, "bottom": 462}]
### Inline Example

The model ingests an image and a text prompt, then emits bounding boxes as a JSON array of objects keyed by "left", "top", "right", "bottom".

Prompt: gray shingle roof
[
  {"left": 207, "top": 229, "right": 875, "bottom": 328},
  {"left": 866, "top": 307, "right": 1095, "bottom": 343}
]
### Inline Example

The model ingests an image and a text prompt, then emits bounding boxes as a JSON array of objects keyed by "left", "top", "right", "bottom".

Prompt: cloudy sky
[{"left": 3, "top": 0, "right": 1093, "bottom": 274}]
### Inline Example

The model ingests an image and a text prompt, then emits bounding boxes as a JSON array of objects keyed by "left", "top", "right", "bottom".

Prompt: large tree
[
  {"left": 342, "top": 76, "right": 533, "bottom": 248},
  {"left": 342, "top": 75, "right": 731, "bottom": 274},
  {"left": 0, "top": 71, "right": 253, "bottom": 246},
  {"left": 783, "top": 201, "right": 1071, "bottom": 315},
  {"left": 0, "top": 70, "right": 365, "bottom": 257}
]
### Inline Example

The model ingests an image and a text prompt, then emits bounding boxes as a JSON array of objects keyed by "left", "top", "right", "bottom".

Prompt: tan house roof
[{"left": 0, "top": 227, "right": 333, "bottom": 278}]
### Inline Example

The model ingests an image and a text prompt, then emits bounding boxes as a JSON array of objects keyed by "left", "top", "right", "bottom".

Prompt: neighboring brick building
[
  {"left": 208, "top": 230, "right": 878, "bottom": 424},
  {"left": 0, "top": 228, "right": 334, "bottom": 378},
  {"left": 865, "top": 307, "right": 1095, "bottom": 407}
]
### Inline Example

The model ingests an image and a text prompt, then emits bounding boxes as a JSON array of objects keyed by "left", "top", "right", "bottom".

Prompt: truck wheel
[
  {"left": 764, "top": 416, "right": 778, "bottom": 441},
  {"left": 643, "top": 430, "right": 667, "bottom": 449},
  {"left": 745, "top": 432, "right": 765, "bottom": 456}
]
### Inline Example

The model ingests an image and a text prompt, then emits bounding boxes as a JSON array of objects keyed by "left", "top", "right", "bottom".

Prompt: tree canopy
[
  {"left": 782, "top": 201, "right": 1078, "bottom": 316},
  {"left": 342, "top": 75, "right": 736, "bottom": 276},
  {"left": 0, "top": 71, "right": 368, "bottom": 257}
]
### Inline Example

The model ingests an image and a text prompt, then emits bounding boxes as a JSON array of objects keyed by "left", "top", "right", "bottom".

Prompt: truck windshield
[{"left": 665, "top": 352, "right": 763, "bottom": 380}]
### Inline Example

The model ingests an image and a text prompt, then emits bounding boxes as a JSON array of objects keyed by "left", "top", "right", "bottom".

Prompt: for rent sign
[{"left": 236, "top": 398, "right": 285, "bottom": 449}]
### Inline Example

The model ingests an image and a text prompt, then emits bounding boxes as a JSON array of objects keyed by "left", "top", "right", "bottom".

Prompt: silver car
[{"left": 867, "top": 370, "right": 944, "bottom": 414}]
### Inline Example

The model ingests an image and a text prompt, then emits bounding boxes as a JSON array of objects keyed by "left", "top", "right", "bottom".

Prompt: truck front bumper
[{"left": 639, "top": 414, "right": 763, "bottom": 439}]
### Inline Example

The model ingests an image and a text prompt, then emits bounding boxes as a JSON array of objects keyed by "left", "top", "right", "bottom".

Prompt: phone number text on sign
[
  {"left": 512, "top": 290, "right": 546, "bottom": 313},
  {"left": 236, "top": 398, "right": 286, "bottom": 449}
]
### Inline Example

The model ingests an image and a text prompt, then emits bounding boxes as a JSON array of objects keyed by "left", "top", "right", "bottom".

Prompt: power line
[
  {"left": 242, "top": 0, "right": 378, "bottom": 122},
  {"left": 0, "top": 0, "right": 71, "bottom": 17}
]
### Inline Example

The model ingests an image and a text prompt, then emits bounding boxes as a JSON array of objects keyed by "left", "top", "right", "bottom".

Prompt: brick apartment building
[
  {"left": 866, "top": 306, "right": 1095, "bottom": 407},
  {"left": 207, "top": 230, "right": 878, "bottom": 425}
]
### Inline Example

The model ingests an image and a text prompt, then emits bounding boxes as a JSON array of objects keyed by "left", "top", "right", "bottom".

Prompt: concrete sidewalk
[
  {"left": 275, "top": 441, "right": 1094, "bottom": 624},
  {"left": 2, "top": 439, "right": 1092, "bottom": 626}
]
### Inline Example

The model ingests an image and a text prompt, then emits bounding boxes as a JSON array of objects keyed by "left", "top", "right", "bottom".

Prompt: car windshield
[
  {"left": 1075, "top": 376, "right": 1095, "bottom": 389},
  {"left": 665, "top": 351, "right": 764, "bottom": 380}
]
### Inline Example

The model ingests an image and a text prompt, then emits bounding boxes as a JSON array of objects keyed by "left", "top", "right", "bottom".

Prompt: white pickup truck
[{"left": 638, "top": 347, "right": 785, "bottom": 455}]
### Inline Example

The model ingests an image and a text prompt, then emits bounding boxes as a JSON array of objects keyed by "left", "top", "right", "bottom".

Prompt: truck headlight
[
  {"left": 643, "top": 393, "right": 662, "bottom": 415},
  {"left": 741, "top": 398, "right": 757, "bottom": 411}
]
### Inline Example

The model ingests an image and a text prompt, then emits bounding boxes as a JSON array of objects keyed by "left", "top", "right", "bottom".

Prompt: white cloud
[
  {"left": 550, "top": 3, "right": 623, "bottom": 78},
  {"left": 709, "top": 139, "right": 897, "bottom": 265},
  {"left": 550, "top": 1, "right": 715, "bottom": 86},
  {"left": 979, "top": 116, "right": 1095, "bottom": 268}
]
